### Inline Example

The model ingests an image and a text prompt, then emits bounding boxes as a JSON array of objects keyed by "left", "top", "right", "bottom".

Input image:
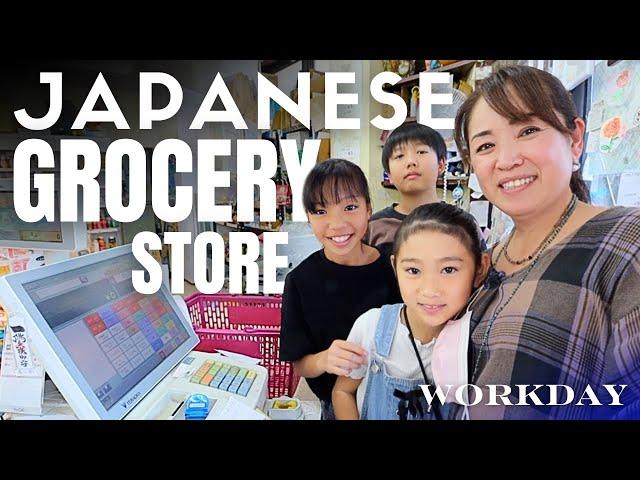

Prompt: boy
[{"left": 366, "top": 123, "right": 447, "bottom": 258}]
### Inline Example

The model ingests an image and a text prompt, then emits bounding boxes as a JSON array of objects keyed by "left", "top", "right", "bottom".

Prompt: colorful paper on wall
[{"left": 583, "top": 61, "right": 640, "bottom": 206}]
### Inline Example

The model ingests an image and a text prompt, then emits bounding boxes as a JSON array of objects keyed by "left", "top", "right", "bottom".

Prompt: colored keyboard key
[
  {"left": 211, "top": 364, "right": 230, "bottom": 389},
  {"left": 228, "top": 368, "right": 248, "bottom": 394},
  {"left": 237, "top": 371, "right": 256, "bottom": 397},
  {"left": 219, "top": 366, "right": 239, "bottom": 391},
  {"left": 208, "top": 362, "right": 222, "bottom": 376}
]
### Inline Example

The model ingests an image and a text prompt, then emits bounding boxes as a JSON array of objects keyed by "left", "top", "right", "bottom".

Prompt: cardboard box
[
  {"left": 311, "top": 92, "right": 325, "bottom": 131},
  {"left": 310, "top": 71, "right": 325, "bottom": 94},
  {"left": 317, "top": 137, "right": 331, "bottom": 162}
]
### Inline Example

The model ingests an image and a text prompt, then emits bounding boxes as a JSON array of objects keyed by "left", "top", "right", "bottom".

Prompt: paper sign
[
  {"left": 616, "top": 172, "right": 640, "bottom": 207},
  {"left": 311, "top": 93, "right": 325, "bottom": 131},
  {"left": 9, "top": 325, "right": 38, "bottom": 374},
  {"left": 587, "top": 101, "right": 605, "bottom": 131},
  {"left": 207, "top": 396, "right": 268, "bottom": 420},
  {"left": 585, "top": 131, "right": 600, "bottom": 153},
  {"left": 171, "top": 360, "right": 197, "bottom": 379},
  {"left": 468, "top": 173, "right": 483, "bottom": 194},
  {"left": 0, "top": 313, "right": 45, "bottom": 415},
  {"left": 469, "top": 200, "right": 490, "bottom": 228},
  {"left": 331, "top": 130, "right": 361, "bottom": 166}
]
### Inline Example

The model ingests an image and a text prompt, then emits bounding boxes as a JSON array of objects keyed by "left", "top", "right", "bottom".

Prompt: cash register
[{"left": 0, "top": 245, "right": 268, "bottom": 419}]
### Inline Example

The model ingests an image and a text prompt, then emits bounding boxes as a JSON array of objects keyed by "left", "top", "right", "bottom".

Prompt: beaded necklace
[
  {"left": 500, "top": 195, "right": 578, "bottom": 265},
  {"left": 471, "top": 194, "right": 578, "bottom": 384}
]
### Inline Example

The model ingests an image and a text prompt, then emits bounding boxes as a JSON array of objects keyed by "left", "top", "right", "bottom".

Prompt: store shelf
[
  {"left": 432, "top": 60, "right": 478, "bottom": 74},
  {"left": 381, "top": 175, "right": 469, "bottom": 191},
  {"left": 243, "top": 223, "right": 281, "bottom": 233},
  {"left": 215, "top": 221, "right": 281, "bottom": 233},
  {"left": 440, "top": 175, "right": 469, "bottom": 185},
  {"left": 88, "top": 227, "right": 120, "bottom": 234},
  {"left": 216, "top": 221, "right": 243, "bottom": 229},
  {"left": 383, "top": 60, "right": 479, "bottom": 92}
]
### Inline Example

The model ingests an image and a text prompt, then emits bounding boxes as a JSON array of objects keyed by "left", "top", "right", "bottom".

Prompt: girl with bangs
[{"left": 279, "top": 159, "right": 401, "bottom": 420}]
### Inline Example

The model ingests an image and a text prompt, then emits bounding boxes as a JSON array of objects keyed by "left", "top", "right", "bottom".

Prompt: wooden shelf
[
  {"left": 216, "top": 221, "right": 243, "bottom": 229},
  {"left": 215, "top": 221, "right": 280, "bottom": 233},
  {"left": 383, "top": 60, "right": 478, "bottom": 92},
  {"left": 439, "top": 175, "right": 469, "bottom": 186},
  {"left": 382, "top": 175, "right": 468, "bottom": 191},
  {"left": 432, "top": 60, "right": 478, "bottom": 74},
  {"left": 243, "top": 223, "right": 281, "bottom": 233}
]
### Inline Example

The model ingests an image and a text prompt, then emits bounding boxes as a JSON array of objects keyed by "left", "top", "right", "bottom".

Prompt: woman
[{"left": 453, "top": 65, "right": 640, "bottom": 419}]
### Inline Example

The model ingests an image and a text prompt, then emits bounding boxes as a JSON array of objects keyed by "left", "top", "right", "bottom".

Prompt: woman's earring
[{"left": 572, "top": 161, "right": 581, "bottom": 172}]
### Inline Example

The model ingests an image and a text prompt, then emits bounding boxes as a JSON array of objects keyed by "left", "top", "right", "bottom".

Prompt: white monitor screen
[{"left": 3, "top": 246, "right": 198, "bottom": 418}]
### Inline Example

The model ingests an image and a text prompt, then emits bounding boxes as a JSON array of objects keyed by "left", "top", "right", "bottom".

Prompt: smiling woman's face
[{"left": 467, "top": 96, "right": 583, "bottom": 221}]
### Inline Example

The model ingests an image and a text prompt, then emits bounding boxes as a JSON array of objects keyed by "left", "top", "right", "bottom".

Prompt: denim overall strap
[
  {"left": 360, "top": 303, "right": 445, "bottom": 420},
  {"left": 375, "top": 303, "right": 404, "bottom": 357}
]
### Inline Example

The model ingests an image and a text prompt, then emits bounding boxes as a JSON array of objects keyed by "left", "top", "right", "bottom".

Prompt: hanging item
[
  {"left": 410, "top": 86, "right": 420, "bottom": 118},
  {"left": 452, "top": 182, "right": 464, "bottom": 208}
]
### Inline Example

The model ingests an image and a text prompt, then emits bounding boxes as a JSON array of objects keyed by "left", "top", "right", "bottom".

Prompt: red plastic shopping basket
[{"left": 184, "top": 293, "right": 300, "bottom": 399}]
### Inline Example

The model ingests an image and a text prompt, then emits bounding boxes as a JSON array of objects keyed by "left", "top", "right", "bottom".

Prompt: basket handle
[
  {"left": 194, "top": 327, "right": 278, "bottom": 335},
  {"left": 243, "top": 327, "right": 280, "bottom": 335}
]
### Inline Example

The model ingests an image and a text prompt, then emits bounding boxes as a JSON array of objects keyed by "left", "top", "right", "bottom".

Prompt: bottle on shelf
[
  {"left": 283, "top": 168, "right": 293, "bottom": 222},
  {"left": 274, "top": 162, "right": 291, "bottom": 229},
  {"left": 231, "top": 202, "right": 238, "bottom": 225}
]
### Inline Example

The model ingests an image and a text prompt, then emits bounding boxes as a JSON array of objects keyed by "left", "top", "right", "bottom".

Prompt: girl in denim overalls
[{"left": 332, "top": 203, "right": 490, "bottom": 420}]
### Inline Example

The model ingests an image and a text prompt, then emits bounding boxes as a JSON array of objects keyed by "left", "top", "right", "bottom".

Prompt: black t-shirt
[
  {"left": 367, "top": 201, "right": 488, "bottom": 260},
  {"left": 366, "top": 203, "right": 407, "bottom": 260},
  {"left": 279, "top": 249, "right": 402, "bottom": 401}
]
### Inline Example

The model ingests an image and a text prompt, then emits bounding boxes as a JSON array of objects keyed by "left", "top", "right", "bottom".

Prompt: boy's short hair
[
  {"left": 381, "top": 123, "right": 447, "bottom": 172},
  {"left": 302, "top": 158, "right": 371, "bottom": 213}
]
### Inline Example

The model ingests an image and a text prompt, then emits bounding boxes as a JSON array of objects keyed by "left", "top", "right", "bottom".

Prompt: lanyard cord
[
  {"left": 402, "top": 306, "right": 442, "bottom": 420},
  {"left": 402, "top": 306, "right": 430, "bottom": 384}
]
